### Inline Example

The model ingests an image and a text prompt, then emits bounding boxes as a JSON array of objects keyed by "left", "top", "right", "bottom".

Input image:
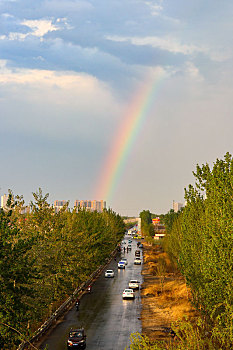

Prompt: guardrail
[{"left": 17, "top": 246, "right": 119, "bottom": 350}]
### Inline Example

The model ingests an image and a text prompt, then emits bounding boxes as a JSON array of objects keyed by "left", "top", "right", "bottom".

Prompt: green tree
[
  {"left": 140, "top": 210, "right": 152, "bottom": 225},
  {"left": 0, "top": 188, "right": 125, "bottom": 348},
  {"left": 164, "top": 152, "right": 233, "bottom": 347},
  {"left": 0, "top": 207, "right": 35, "bottom": 348}
]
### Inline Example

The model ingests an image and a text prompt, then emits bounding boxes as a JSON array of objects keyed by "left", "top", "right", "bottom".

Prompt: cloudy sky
[{"left": 0, "top": 0, "right": 233, "bottom": 216}]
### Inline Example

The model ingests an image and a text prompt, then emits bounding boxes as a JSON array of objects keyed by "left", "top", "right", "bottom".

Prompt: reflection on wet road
[{"left": 40, "top": 237, "right": 142, "bottom": 350}]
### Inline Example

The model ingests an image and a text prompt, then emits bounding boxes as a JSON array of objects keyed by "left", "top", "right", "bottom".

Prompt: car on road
[
  {"left": 127, "top": 244, "right": 132, "bottom": 250},
  {"left": 67, "top": 328, "right": 86, "bottom": 349},
  {"left": 121, "top": 258, "right": 128, "bottom": 265},
  {"left": 134, "top": 257, "right": 142, "bottom": 265},
  {"left": 128, "top": 239, "right": 132, "bottom": 243},
  {"left": 135, "top": 250, "right": 140, "bottom": 257},
  {"left": 118, "top": 261, "right": 126, "bottom": 269},
  {"left": 128, "top": 280, "right": 140, "bottom": 290},
  {"left": 105, "top": 269, "right": 114, "bottom": 278},
  {"left": 122, "top": 288, "right": 135, "bottom": 299}
]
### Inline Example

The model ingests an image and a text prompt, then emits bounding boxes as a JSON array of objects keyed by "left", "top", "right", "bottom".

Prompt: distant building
[
  {"left": 173, "top": 201, "right": 184, "bottom": 213},
  {"left": 154, "top": 233, "right": 166, "bottom": 240},
  {"left": 1, "top": 194, "right": 9, "bottom": 210},
  {"left": 74, "top": 200, "right": 106, "bottom": 212},
  {"left": 1, "top": 194, "right": 30, "bottom": 214},
  {"left": 152, "top": 217, "right": 160, "bottom": 225},
  {"left": 54, "top": 200, "right": 68, "bottom": 213},
  {"left": 123, "top": 217, "right": 137, "bottom": 224}
]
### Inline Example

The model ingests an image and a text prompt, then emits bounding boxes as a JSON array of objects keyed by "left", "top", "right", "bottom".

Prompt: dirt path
[{"left": 141, "top": 242, "right": 196, "bottom": 341}]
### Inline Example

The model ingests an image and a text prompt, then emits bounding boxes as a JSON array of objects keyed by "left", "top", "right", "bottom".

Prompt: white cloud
[
  {"left": 106, "top": 35, "right": 204, "bottom": 55},
  {"left": 185, "top": 62, "right": 203, "bottom": 81},
  {"left": 144, "top": 1, "right": 163, "bottom": 16},
  {"left": 0, "top": 62, "right": 122, "bottom": 141},
  {"left": 22, "top": 19, "right": 59, "bottom": 37},
  {"left": 0, "top": 18, "right": 61, "bottom": 42},
  {"left": 2, "top": 13, "right": 15, "bottom": 18}
]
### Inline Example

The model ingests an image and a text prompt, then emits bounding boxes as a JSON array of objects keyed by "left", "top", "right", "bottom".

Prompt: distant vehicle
[
  {"left": 138, "top": 243, "right": 143, "bottom": 248},
  {"left": 129, "top": 280, "right": 140, "bottom": 290},
  {"left": 128, "top": 239, "right": 132, "bottom": 243},
  {"left": 121, "top": 258, "right": 128, "bottom": 265},
  {"left": 135, "top": 250, "right": 140, "bottom": 257},
  {"left": 105, "top": 269, "right": 114, "bottom": 278},
  {"left": 118, "top": 261, "right": 126, "bottom": 269},
  {"left": 134, "top": 257, "right": 142, "bottom": 265},
  {"left": 67, "top": 328, "right": 86, "bottom": 349},
  {"left": 127, "top": 244, "right": 132, "bottom": 250},
  {"left": 122, "top": 288, "right": 135, "bottom": 299}
]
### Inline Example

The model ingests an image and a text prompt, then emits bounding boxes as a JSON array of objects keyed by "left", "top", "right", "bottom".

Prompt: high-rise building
[
  {"left": 74, "top": 200, "right": 106, "bottom": 212},
  {"left": 1, "top": 194, "right": 9, "bottom": 209},
  {"left": 173, "top": 201, "right": 183, "bottom": 213},
  {"left": 54, "top": 200, "right": 68, "bottom": 213}
]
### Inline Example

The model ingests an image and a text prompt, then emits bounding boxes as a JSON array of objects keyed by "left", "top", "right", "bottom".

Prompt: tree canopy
[
  {"left": 163, "top": 153, "right": 233, "bottom": 348},
  {"left": 0, "top": 189, "right": 125, "bottom": 349}
]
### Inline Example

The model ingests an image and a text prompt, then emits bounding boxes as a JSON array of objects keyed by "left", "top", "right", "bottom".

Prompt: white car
[
  {"left": 118, "top": 261, "right": 126, "bottom": 269},
  {"left": 105, "top": 269, "right": 114, "bottom": 278},
  {"left": 129, "top": 280, "right": 140, "bottom": 290},
  {"left": 122, "top": 289, "right": 135, "bottom": 299},
  {"left": 134, "top": 257, "right": 142, "bottom": 265},
  {"left": 121, "top": 258, "right": 128, "bottom": 265}
]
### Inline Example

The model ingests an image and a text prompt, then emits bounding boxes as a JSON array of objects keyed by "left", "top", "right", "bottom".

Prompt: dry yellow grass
[{"left": 141, "top": 243, "right": 196, "bottom": 341}]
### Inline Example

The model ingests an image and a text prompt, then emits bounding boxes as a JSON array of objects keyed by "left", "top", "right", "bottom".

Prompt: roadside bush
[
  {"left": 127, "top": 332, "right": 164, "bottom": 350},
  {"left": 128, "top": 318, "right": 222, "bottom": 350}
]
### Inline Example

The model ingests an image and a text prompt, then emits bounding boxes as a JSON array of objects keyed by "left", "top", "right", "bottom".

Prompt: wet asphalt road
[{"left": 40, "top": 237, "right": 143, "bottom": 350}]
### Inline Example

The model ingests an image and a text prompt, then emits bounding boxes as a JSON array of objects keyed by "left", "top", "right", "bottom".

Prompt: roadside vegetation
[
  {"left": 133, "top": 153, "right": 233, "bottom": 349},
  {"left": 0, "top": 189, "right": 125, "bottom": 349},
  {"left": 139, "top": 210, "right": 156, "bottom": 245}
]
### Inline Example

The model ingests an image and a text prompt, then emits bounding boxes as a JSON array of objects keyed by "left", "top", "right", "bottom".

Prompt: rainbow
[{"left": 96, "top": 71, "right": 166, "bottom": 204}]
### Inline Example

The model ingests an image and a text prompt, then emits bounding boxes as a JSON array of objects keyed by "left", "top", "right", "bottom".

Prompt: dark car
[
  {"left": 135, "top": 250, "right": 140, "bottom": 257},
  {"left": 67, "top": 329, "right": 86, "bottom": 349}
]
